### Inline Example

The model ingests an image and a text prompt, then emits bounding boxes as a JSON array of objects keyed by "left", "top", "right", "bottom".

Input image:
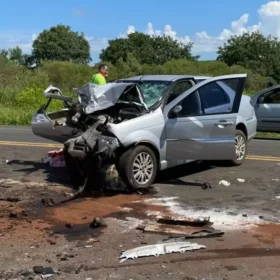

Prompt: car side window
[
  {"left": 198, "top": 79, "right": 239, "bottom": 114},
  {"left": 263, "top": 90, "right": 280, "bottom": 104},
  {"left": 167, "top": 81, "right": 193, "bottom": 104},
  {"left": 169, "top": 91, "right": 202, "bottom": 118}
]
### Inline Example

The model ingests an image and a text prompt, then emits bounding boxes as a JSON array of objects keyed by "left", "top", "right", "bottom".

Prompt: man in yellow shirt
[{"left": 92, "top": 64, "right": 108, "bottom": 85}]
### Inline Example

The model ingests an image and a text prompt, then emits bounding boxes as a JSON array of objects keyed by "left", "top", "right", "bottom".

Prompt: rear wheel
[
  {"left": 230, "top": 129, "right": 247, "bottom": 166},
  {"left": 116, "top": 145, "right": 158, "bottom": 190}
]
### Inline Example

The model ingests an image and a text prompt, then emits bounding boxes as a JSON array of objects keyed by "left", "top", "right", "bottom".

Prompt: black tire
[
  {"left": 229, "top": 129, "right": 247, "bottom": 166},
  {"left": 116, "top": 145, "right": 158, "bottom": 190}
]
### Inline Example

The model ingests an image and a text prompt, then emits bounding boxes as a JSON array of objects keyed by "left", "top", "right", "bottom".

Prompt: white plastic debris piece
[
  {"left": 119, "top": 242, "right": 206, "bottom": 263},
  {"left": 219, "top": 180, "right": 231, "bottom": 187},
  {"left": 272, "top": 179, "right": 279, "bottom": 182},
  {"left": 276, "top": 196, "right": 280, "bottom": 200},
  {"left": 237, "top": 178, "right": 245, "bottom": 183},
  {"left": 41, "top": 274, "right": 55, "bottom": 279}
]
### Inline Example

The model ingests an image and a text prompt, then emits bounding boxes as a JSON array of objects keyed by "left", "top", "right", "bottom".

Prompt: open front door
[
  {"left": 31, "top": 87, "right": 77, "bottom": 143},
  {"left": 254, "top": 89, "right": 280, "bottom": 132},
  {"left": 163, "top": 74, "right": 246, "bottom": 161}
]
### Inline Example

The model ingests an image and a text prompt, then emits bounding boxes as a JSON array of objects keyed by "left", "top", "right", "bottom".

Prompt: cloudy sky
[{"left": 1, "top": 0, "right": 280, "bottom": 63}]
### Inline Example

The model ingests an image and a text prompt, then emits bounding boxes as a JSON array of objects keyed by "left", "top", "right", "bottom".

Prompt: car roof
[{"left": 119, "top": 74, "right": 211, "bottom": 82}]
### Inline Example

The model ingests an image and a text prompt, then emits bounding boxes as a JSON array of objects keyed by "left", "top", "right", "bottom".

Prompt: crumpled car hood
[{"left": 75, "top": 82, "right": 148, "bottom": 114}]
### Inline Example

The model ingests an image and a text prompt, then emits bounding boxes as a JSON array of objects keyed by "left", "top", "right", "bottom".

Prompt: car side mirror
[{"left": 172, "top": 105, "right": 182, "bottom": 114}]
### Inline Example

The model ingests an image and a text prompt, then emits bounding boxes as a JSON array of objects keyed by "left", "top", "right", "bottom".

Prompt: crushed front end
[{"left": 31, "top": 82, "right": 150, "bottom": 188}]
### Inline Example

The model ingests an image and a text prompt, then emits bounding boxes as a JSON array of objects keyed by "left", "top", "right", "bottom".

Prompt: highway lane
[{"left": 1, "top": 125, "right": 280, "bottom": 158}]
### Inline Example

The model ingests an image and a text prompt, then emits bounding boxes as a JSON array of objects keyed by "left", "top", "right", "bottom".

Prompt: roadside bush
[
  {"left": 0, "top": 57, "right": 275, "bottom": 125},
  {"left": 15, "top": 87, "right": 64, "bottom": 111},
  {"left": 42, "top": 61, "right": 93, "bottom": 91}
]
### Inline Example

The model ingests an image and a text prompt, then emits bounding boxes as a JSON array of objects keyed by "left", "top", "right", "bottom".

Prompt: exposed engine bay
[{"left": 39, "top": 82, "right": 150, "bottom": 186}]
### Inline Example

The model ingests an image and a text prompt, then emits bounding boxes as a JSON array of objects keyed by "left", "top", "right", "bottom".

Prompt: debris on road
[
  {"left": 272, "top": 179, "right": 279, "bottom": 182},
  {"left": 139, "top": 223, "right": 223, "bottom": 238},
  {"left": 201, "top": 182, "right": 212, "bottom": 189},
  {"left": 76, "top": 238, "right": 99, "bottom": 248},
  {"left": 156, "top": 216, "right": 210, "bottom": 227},
  {"left": 162, "top": 228, "right": 225, "bottom": 241},
  {"left": 33, "top": 266, "right": 55, "bottom": 278},
  {"left": 0, "top": 197, "right": 21, "bottom": 202},
  {"left": 219, "top": 180, "right": 231, "bottom": 187},
  {"left": 89, "top": 217, "right": 107, "bottom": 228},
  {"left": 119, "top": 241, "right": 206, "bottom": 262},
  {"left": 276, "top": 196, "right": 280, "bottom": 200},
  {"left": 42, "top": 177, "right": 89, "bottom": 207},
  {"left": 41, "top": 198, "right": 56, "bottom": 207},
  {"left": 41, "top": 149, "right": 65, "bottom": 167},
  {"left": 237, "top": 178, "right": 245, "bottom": 183}
]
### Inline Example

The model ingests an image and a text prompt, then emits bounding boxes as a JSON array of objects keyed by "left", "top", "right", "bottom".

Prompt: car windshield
[{"left": 137, "top": 81, "right": 171, "bottom": 108}]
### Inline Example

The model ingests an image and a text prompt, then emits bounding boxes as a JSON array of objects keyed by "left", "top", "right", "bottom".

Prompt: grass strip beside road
[
  {"left": 256, "top": 132, "right": 280, "bottom": 139},
  {"left": 0, "top": 106, "right": 33, "bottom": 125}
]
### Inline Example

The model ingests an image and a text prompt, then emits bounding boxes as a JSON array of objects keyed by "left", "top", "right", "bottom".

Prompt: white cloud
[
  {"left": 0, "top": 31, "right": 36, "bottom": 53},
  {"left": 127, "top": 25, "right": 136, "bottom": 35},
  {"left": 124, "top": 13, "right": 260, "bottom": 54},
  {"left": 258, "top": 1, "right": 280, "bottom": 37},
  {"left": 122, "top": 1, "right": 280, "bottom": 55}
]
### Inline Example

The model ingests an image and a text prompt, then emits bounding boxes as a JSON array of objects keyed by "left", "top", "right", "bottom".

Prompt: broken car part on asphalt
[
  {"left": 140, "top": 223, "right": 224, "bottom": 238},
  {"left": 156, "top": 216, "right": 211, "bottom": 227},
  {"left": 119, "top": 241, "right": 206, "bottom": 262}
]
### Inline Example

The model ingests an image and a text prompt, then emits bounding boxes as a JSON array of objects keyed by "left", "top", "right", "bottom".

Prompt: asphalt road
[
  {"left": 1, "top": 125, "right": 280, "bottom": 158},
  {"left": 1, "top": 126, "right": 280, "bottom": 279}
]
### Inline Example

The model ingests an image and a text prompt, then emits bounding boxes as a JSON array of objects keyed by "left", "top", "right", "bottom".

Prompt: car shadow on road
[
  {"left": 6, "top": 159, "right": 73, "bottom": 186},
  {"left": 6, "top": 159, "right": 233, "bottom": 192},
  {"left": 155, "top": 160, "right": 231, "bottom": 188}
]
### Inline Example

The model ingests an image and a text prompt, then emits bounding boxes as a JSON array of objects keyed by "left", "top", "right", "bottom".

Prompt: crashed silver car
[{"left": 31, "top": 74, "right": 251, "bottom": 190}]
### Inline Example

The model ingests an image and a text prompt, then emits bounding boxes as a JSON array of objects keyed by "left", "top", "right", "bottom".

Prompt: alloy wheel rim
[
  {"left": 132, "top": 152, "right": 154, "bottom": 185},
  {"left": 235, "top": 135, "right": 246, "bottom": 161}
]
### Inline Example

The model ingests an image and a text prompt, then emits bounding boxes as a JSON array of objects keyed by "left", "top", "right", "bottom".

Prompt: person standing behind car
[{"left": 92, "top": 64, "right": 108, "bottom": 85}]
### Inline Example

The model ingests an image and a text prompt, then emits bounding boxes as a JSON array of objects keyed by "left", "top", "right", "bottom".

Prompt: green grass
[
  {"left": 256, "top": 132, "right": 280, "bottom": 139},
  {"left": 0, "top": 106, "right": 34, "bottom": 125}
]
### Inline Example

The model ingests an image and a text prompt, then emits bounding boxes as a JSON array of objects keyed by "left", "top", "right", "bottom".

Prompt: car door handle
[{"left": 214, "top": 120, "right": 233, "bottom": 127}]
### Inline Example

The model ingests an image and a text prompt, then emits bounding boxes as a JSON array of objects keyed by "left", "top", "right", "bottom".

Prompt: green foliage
[
  {"left": 0, "top": 106, "right": 34, "bottom": 125},
  {"left": 32, "top": 24, "right": 91, "bottom": 64},
  {"left": 15, "top": 87, "right": 64, "bottom": 111},
  {"left": 217, "top": 31, "right": 280, "bottom": 82},
  {"left": 42, "top": 60, "right": 93, "bottom": 91},
  {"left": 100, "top": 32, "right": 197, "bottom": 65},
  {"left": 0, "top": 56, "right": 273, "bottom": 125}
]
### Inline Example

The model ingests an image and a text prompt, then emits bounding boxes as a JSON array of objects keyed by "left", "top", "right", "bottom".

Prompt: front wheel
[
  {"left": 230, "top": 129, "right": 247, "bottom": 166},
  {"left": 116, "top": 145, "right": 158, "bottom": 190}
]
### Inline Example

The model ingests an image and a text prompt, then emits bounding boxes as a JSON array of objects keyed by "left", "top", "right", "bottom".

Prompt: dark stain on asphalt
[{"left": 224, "top": 265, "right": 238, "bottom": 271}]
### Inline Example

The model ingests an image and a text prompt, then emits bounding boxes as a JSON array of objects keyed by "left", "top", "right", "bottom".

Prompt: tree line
[{"left": 1, "top": 24, "right": 279, "bottom": 85}]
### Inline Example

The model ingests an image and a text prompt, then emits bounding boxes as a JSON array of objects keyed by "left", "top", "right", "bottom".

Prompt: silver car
[
  {"left": 250, "top": 85, "right": 280, "bottom": 132},
  {"left": 31, "top": 74, "right": 257, "bottom": 190}
]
